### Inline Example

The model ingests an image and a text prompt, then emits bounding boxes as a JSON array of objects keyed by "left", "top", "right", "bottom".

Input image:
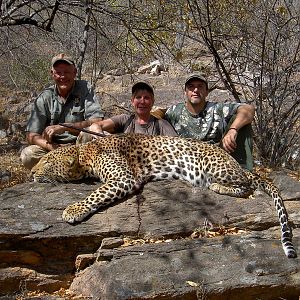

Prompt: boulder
[
  {"left": 106, "top": 68, "right": 126, "bottom": 76},
  {"left": 137, "top": 60, "right": 165, "bottom": 75},
  {"left": 0, "top": 172, "right": 299, "bottom": 299}
]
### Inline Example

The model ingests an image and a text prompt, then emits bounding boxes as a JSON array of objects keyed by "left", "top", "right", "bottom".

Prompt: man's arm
[
  {"left": 89, "top": 119, "right": 116, "bottom": 135},
  {"left": 42, "top": 118, "right": 103, "bottom": 143},
  {"left": 229, "top": 104, "right": 255, "bottom": 131},
  {"left": 222, "top": 104, "right": 255, "bottom": 153},
  {"left": 150, "top": 107, "right": 167, "bottom": 120},
  {"left": 27, "top": 132, "right": 60, "bottom": 151}
]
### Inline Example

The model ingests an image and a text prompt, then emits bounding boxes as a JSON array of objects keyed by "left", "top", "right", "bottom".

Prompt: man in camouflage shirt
[
  {"left": 20, "top": 53, "right": 104, "bottom": 169},
  {"left": 165, "top": 73, "right": 255, "bottom": 170}
]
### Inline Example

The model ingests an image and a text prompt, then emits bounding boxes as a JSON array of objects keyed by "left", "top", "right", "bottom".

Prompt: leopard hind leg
[{"left": 209, "top": 182, "right": 253, "bottom": 198}]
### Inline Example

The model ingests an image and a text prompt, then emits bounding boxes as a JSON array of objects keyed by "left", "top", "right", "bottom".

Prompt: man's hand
[
  {"left": 45, "top": 142, "right": 61, "bottom": 151},
  {"left": 221, "top": 128, "right": 238, "bottom": 153},
  {"left": 42, "top": 125, "right": 65, "bottom": 142},
  {"left": 151, "top": 106, "right": 167, "bottom": 119},
  {"left": 89, "top": 121, "right": 114, "bottom": 137}
]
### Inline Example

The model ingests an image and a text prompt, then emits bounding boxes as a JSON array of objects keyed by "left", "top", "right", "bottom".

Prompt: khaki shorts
[{"left": 20, "top": 145, "right": 49, "bottom": 170}]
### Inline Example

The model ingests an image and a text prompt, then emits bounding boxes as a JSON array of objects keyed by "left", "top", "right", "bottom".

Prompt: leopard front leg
[{"left": 62, "top": 178, "right": 138, "bottom": 223}]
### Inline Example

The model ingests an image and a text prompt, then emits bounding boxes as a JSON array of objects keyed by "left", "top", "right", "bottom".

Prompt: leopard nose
[{"left": 29, "top": 169, "right": 36, "bottom": 181}]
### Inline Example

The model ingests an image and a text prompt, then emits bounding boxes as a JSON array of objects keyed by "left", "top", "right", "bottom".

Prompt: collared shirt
[
  {"left": 165, "top": 101, "right": 244, "bottom": 143},
  {"left": 26, "top": 80, "right": 104, "bottom": 144}
]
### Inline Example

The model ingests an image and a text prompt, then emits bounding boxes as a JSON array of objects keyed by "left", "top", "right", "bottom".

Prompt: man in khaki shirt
[{"left": 21, "top": 53, "right": 104, "bottom": 169}]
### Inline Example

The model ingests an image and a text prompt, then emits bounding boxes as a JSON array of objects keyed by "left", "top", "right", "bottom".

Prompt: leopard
[{"left": 31, "top": 133, "right": 297, "bottom": 258}]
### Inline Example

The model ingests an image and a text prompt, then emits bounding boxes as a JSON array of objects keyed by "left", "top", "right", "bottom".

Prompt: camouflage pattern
[
  {"left": 165, "top": 101, "right": 244, "bottom": 143},
  {"left": 26, "top": 80, "right": 104, "bottom": 144}
]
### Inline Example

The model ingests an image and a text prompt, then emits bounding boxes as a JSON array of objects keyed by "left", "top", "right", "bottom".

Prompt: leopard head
[{"left": 31, "top": 146, "right": 84, "bottom": 184}]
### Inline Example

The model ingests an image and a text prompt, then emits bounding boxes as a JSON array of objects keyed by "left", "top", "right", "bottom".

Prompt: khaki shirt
[{"left": 26, "top": 80, "right": 104, "bottom": 144}]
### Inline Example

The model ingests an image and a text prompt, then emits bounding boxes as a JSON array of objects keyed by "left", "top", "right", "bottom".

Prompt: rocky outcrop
[{"left": 0, "top": 172, "right": 300, "bottom": 299}]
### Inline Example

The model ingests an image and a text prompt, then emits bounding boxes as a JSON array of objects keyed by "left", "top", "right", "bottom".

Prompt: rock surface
[{"left": 0, "top": 172, "right": 300, "bottom": 299}]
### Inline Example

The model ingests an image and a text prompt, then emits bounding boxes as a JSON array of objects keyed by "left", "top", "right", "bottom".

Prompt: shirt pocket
[{"left": 69, "top": 106, "right": 85, "bottom": 122}]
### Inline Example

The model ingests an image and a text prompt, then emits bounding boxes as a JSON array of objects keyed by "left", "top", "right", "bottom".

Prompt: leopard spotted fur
[{"left": 31, "top": 134, "right": 297, "bottom": 258}]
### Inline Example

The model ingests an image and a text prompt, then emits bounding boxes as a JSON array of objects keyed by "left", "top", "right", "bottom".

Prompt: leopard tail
[{"left": 246, "top": 171, "right": 297, "bottom": 258}]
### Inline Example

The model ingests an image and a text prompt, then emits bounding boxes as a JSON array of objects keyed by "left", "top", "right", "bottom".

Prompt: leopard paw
[
  {"left": 62, "top": 202, "right": 92, "bottom": 224},
  {"left": 209, "top": 183, "right": 222, "bottom": 193}
]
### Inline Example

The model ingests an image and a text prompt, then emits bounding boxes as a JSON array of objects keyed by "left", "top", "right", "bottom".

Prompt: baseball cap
[
  {"left": 185, "top": 73, "right": 208, "bottom": 89},
  {"left": 51, "top": 53, "right": 75, "bottom": 67},
  {"left": 132, "top": 81, "right": 154, "bottom": 96}
]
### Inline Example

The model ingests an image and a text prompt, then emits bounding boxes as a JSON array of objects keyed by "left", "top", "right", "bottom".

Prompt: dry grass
[
  {"left": 121, "top": 226, "right": 247, "bottom": 248},
  {"left": 0, "top": 91, "right": 29, "bottom": 191},
  {"left": 254, "top": 165, "right": 300, "bottom": 182},
  {"left": 0, "top": 150, "right": 29, "bottom": 191},
  {"left": 16, "top": 288, "right": 81, "bottom": 300}
]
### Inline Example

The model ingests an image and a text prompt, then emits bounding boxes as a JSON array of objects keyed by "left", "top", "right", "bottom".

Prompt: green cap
[
  {"left": 132, "top": 81, "right": 154, "bottom": 96},
  {"left": 51, "top": 53, "right": 75, "bottom": 67},
  {"left": 185, "top": 73, "right": 208, "bottom": 88}
]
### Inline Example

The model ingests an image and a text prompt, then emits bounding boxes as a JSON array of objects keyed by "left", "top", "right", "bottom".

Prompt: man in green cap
[
  {"left": 165, "top": 73, "right": 255, "bottom": 170},
  {"left": 21, "top": 53, "right": 104, "bottom": 169}
]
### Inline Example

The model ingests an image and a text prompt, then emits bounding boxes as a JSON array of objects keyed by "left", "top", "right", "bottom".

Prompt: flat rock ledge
[{"left": 0, "top": 171, "right": 300, "bottom": 299}]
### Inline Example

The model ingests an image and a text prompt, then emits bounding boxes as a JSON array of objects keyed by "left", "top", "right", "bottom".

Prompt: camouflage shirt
[
  {"left": 165, "top": 101, "right": 244, "bottom": 143},
  {"left": 26, "top": 80, "right": 104, "bottom": 144}
]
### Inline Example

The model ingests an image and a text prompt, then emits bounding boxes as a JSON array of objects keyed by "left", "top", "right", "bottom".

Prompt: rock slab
[{"left": 0, "top": 172, "right": 299, "bottom": 299}]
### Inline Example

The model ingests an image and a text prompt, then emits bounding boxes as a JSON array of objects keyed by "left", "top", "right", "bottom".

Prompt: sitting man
[
  {"left": 20, "top": 53, "right": 104, "bottom": 169},
  {"left": 165, "top": 73, "right": 255, "bottom": 170},
  {"left": 90, "top": 81, "right": 177, "bottom": 137}
]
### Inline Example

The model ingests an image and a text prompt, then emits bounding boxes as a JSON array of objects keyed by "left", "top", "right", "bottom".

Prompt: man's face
[
  {"left": 185, "top": 79, "right": 208, "bottom": 104},
  {"left": 51, "top": 62, "right": 77, "bottom": 95},
  {"left": 131, "top": 90, "right": 154, "bottom": 116}
]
